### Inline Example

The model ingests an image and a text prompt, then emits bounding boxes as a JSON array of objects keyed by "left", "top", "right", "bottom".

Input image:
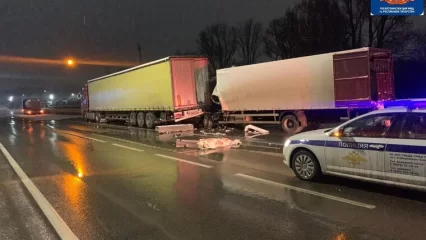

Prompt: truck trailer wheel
[
  {"left": 129, "top": 112, "right": 137, "bottom": 126},
  {"left": 137, "top": 112, "right": 145, "bottom": 128},
  {"left": 281, "top": 114, "right": 301, "bottom": 134},
  {"left": 145, "top": 112, "right": 156, "bottom": 129}
]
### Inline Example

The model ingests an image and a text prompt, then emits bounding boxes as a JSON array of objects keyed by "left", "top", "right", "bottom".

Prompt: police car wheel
[{"left": 292, "top": 150, "right": 321, "bottom": 181}]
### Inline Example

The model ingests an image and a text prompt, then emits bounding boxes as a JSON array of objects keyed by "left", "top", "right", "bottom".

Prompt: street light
[
  {"left": 71, "top": 93, "right": 75, "bottom": 97},
  {"left": 67, "top": 59, "right": 75, "bottom": 66},
  {"left": 8, "top": 96, "right": 13, "bottom": 102},
  {"left": 49, "top": 94, "right": 54, "bottom": 100}
]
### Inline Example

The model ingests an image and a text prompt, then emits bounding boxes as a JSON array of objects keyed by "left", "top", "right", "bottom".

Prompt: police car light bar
[{"left": 383, "top": 99, "right": 426, "bottom": 110}]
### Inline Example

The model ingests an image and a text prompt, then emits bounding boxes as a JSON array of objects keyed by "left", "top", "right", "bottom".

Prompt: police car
[{"left": 283, "top": 100, "right": 426, "bottom": 190}]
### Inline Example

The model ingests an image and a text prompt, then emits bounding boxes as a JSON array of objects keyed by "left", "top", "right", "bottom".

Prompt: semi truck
[
  {"left": 22, "top": 98, "right": 43, "bottom": 115},
  {"left": 209, "top": 47, "right": 394, "bottom": 134},
  {"left": 81, "top": 56, "right": 210, "bottom": 128}
]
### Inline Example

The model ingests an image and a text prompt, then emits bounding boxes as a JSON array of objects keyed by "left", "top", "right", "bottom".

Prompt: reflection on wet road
[{"left": 0, "top": 116, "right": 425, "bottom": 240}]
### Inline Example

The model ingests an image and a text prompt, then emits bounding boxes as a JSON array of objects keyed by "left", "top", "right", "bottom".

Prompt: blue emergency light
[{"left": 383, "top": 99, "right": 426, "bottom": 110}]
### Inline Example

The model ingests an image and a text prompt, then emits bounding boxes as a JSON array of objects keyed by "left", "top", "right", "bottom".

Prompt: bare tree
[
  {"left": 372, "top": 16, "right": 410, "bottom": 48},
  {"left": 263, "top": 18, "right": 284, "bottom": 60},
  {"left": 263, "top": 8, "right": 301, "bottom": 60},
  {"left": 401, "top": 27, "right": 426, "bottom": 62},
  {"left": 236, "top": 19, "right": 263, "bottom": 65},
  {"left": 295, "top": 0, "right": 348, "bottom": 55},
  {"left": 197, "top": 23, "right": 238, "bottom": 75},
  {"left": 347, "top": 0, "right": 412, "bottom": 49},
  {"left": 265, "top": 0, "right": 348, "bottom": 60},
  {"left": 137, "top": 43, "right": 142, "bottom": 63},
  {"left": 341, "top": 0, "right": 368, "bottom": 48}
]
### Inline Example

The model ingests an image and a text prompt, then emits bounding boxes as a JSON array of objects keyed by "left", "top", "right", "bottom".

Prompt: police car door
[
  {"left": 385, "top": 112, "right": 426, "bottom": 187},
  {"left": 325, "top": 113, "right": 401, "bottom": 179}
]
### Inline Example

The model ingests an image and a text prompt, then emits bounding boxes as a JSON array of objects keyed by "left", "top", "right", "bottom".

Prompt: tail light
[
  {"left": 27, "top": 110, "right": 32, "bottom": 114},
  {"left": 40, "top": 110, "right": 44, "bottom": 113}
]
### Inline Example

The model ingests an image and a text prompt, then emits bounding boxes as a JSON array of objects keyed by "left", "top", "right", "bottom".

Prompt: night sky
[{"left": 0, "top": 0, "right": 424, "bottom": 98}]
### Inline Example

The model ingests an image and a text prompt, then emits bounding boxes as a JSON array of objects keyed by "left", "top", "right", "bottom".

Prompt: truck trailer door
[
  {"left": 373, "top": 57, "right": 394, "bottom": 101},
  {"left": 170, "top": 58, "right": 198, "bottom": 109}
]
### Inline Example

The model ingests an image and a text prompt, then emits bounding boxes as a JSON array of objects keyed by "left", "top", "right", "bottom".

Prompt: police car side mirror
[{"left": 331, "top": 128, "right": 343, "bottom": 137}]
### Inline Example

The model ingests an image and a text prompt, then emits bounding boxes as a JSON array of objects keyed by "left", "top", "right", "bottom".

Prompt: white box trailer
[{"left": 211, "top": 47, "right": 395, "bottom": 133}]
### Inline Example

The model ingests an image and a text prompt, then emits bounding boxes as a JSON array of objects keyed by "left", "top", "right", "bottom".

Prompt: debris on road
[
  {"left": 175, "top": 138, "right": 242, "bottom": 149},
  {"left": 216, "top": 125, "right": 235, "bottom": 133},
  {"left": 158, "top": 132, "right": 194, "bottom": 142},
  {"left": 244, "top": 124, "right": 270, "bottom": 138},
  {"left": 155, "top": 124, "right": 194, "bottom": 134},
  {"left": 197, "top": 138, "right": 242, "bottom": 149},
  {"left": 200, "top": 130, "right": 226, "bottom": 136},
  {"left": 175, "top": 139, "right": 199, "bottom": 148},
  {"left": 199, "top": 125, "right": 235, "bottom": 137}
]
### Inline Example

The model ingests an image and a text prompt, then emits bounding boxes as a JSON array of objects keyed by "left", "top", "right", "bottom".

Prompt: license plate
[
  {"left": 184, "top": 109, "right": 202, "bottom": 116},
  {"left": 174, "top": 112, "right": 183, "bottom": 119}
]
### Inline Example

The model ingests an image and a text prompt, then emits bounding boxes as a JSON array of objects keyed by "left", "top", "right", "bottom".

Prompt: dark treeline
[{"left": 176, "top": 0, "right": 426, "bottom": 97}]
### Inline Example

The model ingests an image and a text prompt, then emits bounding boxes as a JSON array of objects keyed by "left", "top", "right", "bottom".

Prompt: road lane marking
[
  {"left": 112, "top": 143, "right": 144, "bottom": 152},
  {"left": 80, "top": 136, "right": 106, "bottom": 143},
  {"left": 47, "top": 127, "right": 107, "bottom": 143},
  {"left": 235, "top": 173, "right": 376, "bottom": 209},
  {"left": 155, "top": 154, "right": 212, "bottom": 168},
  {"left": 0, "top": 143, "right": 79, "bottom": 240}
]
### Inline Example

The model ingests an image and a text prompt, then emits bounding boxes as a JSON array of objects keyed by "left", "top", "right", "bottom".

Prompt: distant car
[
  {"left": 22, "top": 108, "right": 44, "bottom": 115},
  {"left": 283, "top": 103, "right": 426, "bottom": 191},
  {"left": 22, "top": 98, "right": 43, "bottom": 115}
]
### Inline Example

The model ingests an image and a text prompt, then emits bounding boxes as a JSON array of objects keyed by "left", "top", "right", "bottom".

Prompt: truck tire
[
  {"left": 129, "top": 112, "right": 137, "bottom": 126},
  {"left": 281, "top": 114, "right": 301, "bottom": 134},
  {"left": 145, "top": 112, "right": 156, "bottom": 129},
  {"left": 137, "top": 112, "right": 145, "bottom": 128}
]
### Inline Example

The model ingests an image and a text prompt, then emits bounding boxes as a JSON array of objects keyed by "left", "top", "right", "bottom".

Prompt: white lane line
[
  {"left": 63, "top": 132, "right": 106, "bottom": 143},
  {"left": 45, "top": 126, "right": 106, "bottom": 143},
  {"left": 0, "top": 143, "right": 79, "bottom": 240},
  {"left": 155, "top": 154, "right": 212, "bottom": 168},
  {"left": 112, "top": 143, "right": 144, "bottom": 152},
  {"left": 235, "top": 173, "right": 376, "bottom": 209},
  {"left": 75, "top": 135, "right": 106, "bottom": 143}
]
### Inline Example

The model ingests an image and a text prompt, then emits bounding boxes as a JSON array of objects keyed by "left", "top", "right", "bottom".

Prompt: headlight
[{"left": 284, "top": 139, "right": 291, "bottom": 148}]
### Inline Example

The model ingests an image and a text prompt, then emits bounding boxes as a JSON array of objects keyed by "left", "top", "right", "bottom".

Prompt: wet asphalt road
[{"left": 1, "top": 113, "right": 426, "bottom": 240}]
